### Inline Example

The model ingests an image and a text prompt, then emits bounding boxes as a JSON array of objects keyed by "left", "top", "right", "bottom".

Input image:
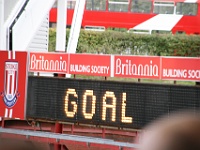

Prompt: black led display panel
[{"left": 27, "top": 77, "right": 200, "bottom": 129}]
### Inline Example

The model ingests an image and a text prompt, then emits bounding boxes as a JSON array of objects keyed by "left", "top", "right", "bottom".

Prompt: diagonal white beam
[
  {"left": 66, "top": 0, "right": 86, "bottom": 54},
  {"left": 12, "top": 0, "right": 56, "bottom": 51}
]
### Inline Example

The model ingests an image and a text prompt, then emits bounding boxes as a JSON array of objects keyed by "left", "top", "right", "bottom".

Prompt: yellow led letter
[
  {"left": 121, "top": 93, "right": 132, "bottom": 123},
  {"left": 64, "top": 88, "right": 78, "bottom": 118},
  {"left": 82, "top": 90, "right": 96, "bottom": 119},
  {"left": 102, "top": 91, "right": 116, "bottom": 122}
]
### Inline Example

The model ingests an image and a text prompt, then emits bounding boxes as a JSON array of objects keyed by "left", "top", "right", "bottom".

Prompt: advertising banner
[
  {"left": 0, "top": 51, "right": 28, "bottom": 120},
  {"left": 29, "top": 52, "right": 200, "bottom": 81},
  {"left": 69, "top": 54, "right": 111, "bottom": 76},
  {"left": 114, "top": 55, "right": 161, "bottom": 79},
  {"left": 162, "top": 57, "right": 200, "bottom": 81},
  {"left": 29, "top": 52, "right": 69, "bottom": 74}
]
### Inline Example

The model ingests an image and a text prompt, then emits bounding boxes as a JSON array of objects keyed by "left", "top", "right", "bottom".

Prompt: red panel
[
  {"left": 29, "top": 52, "right": 69, "bottom": 74},
  {"left": 60, "top": 140, "right": 88, "bottom": 147},
  {"left": 49, "top": 9, "right": 74, "bottom": 26},
  {"left": 49, "top": 1, "right": 200, "bottom": 33},
  {"left": 49, "top": 9, "right": 57, "bottom": 22},
  {"left": 69, "top": 54, "right": 110, "bottom": 76},
  {"left": 49, "top": 8, "right": 156, "bottom": 29},
  {"left": 161, "top": 57, "right": 200, "bottom": 81},
  {"left": 63, "top": 125, "right": 137, "bottom": 136},
  {"left": 114, "top": 55, "right": 161, "bottom": 79},
  {"left": 63, "top": 126, "right": 102, "bottom": 133},
  {"left": 82, "top": 11, "right": 155, "bottom": 29},
  {"left": 89, "top": 143, "right": 119, "bottom": 150},
  {"left": 0, "top": 51, "right": 28, "bottom": 120},
  {"left": 172, "top": 16, "right": 200, "bottom": 34}
]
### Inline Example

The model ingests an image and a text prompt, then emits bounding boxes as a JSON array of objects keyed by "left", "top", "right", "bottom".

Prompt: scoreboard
[
  {"left": 27, "top": 77, "right": 200, "bottom": 129},
  {"left": 1, "top": 51, "right": 200, "bottom": 129}
]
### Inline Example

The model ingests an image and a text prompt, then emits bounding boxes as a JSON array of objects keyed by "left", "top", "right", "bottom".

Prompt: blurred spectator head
[{"left": 140, "top": 111, "right": 200, "bottom": 150}]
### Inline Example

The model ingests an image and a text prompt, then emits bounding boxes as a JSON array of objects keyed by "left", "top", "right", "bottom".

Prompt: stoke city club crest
[{"left": 1, "top": 61, "right": 20, "bottom": 108}]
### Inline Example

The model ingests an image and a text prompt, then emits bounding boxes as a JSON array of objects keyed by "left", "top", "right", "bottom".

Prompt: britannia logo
[{"left": 1, "top": 61, "right": 20, "bottom": 108}]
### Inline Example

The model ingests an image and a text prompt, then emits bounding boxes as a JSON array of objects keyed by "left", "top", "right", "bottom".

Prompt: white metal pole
[
  {"left": 56, "top": 0, "right": 67, "bottom": 52},
  {"left": 65, "top": 0, "right": 85, "bottom": 78},
  {"left": 0, "top": 0, "right": 5, "bottom": 50},
  {"left": 66, "top": 0, "right": 86, "bottom": 53}
]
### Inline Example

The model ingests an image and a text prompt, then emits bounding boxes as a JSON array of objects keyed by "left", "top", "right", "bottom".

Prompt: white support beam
[
  {"left": 66, "top": 0, "right": 86, "bottom": 54},
  {"left": 4, "top": 0, "right": 27, "bottom": 50},
  {"left": 0, "top": 0, "right": 5, "bottom": 50},
  {"left": 12, "top": 0, "right": 56, "bottom": 51},
  {"left": 56, "top": 0, "right": 67, "bottom": 52}
]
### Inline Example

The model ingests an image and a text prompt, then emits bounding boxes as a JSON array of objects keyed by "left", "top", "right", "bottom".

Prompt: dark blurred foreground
[
  {"left": 1, "top": 111, "right": 200, "bottom": 150},
  {"left": 0, "top": 139, "right": 44, "bottom": 150},
  {"left": 140, "top": 111, "right": 200, "bottom": 150}
]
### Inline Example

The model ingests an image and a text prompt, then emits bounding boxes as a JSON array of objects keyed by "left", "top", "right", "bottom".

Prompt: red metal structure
[
  {"left": 0, "top": 119, "right": 140, "bottom": 150},
  {"left": 49, "top": 0, "right": 200, "bottom": 34}
]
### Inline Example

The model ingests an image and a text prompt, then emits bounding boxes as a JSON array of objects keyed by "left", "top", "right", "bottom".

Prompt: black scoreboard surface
[{"left": 27, "top": 77, "right": 200, "bottom": 129}]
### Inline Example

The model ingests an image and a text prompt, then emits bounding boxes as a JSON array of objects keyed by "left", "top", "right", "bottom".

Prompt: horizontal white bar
[
  {"left": 29, "top": 43, "right": 48, "bottom": 49},
  {"left": 108, "top": 1, "right": 129, "bottom": 5},
  {"left": 184, "top": 0, "right": 197, "bottom": 3},
  {"left": 30, "top": 39, "right": 47, "bottom": 44},
  {"left": 154, "top": 4, "right": 174, "bottom": 6},
  {"left": 84, "top": 26, "right": 105, "bottom": 31}
]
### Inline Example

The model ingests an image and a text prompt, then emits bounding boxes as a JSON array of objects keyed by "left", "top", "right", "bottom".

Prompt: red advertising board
[
  {"left": 69, "top": 54, "right": 111, "bottom": 76},
  {"left": 29, "top": 52, "right": 200, "bottom": 81},
  {"left": 114, "top": 55, "right": 161, "bottom": 79},
  {"left": 29, "top": 52, "right": 69, "bottom": 73},
  {"left": 0, "top": 51, "right": 28, "bottom": 120},
  {"left": 161, "top": 57, "right": 200, "bottom": 81}
]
